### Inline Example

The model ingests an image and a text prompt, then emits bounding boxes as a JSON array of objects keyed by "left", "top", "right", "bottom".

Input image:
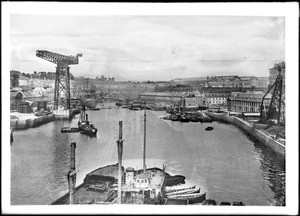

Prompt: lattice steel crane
[
  {"left": 36, "top": 50, "right": 82, "bottom": 109},
  {"left": 260, "top": 62, "right": 284, "bottom": 124}
]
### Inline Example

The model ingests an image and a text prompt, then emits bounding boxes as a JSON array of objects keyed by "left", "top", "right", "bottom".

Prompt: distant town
[{"left": 10, "top": 61, "right": 285, "bottom": 116}]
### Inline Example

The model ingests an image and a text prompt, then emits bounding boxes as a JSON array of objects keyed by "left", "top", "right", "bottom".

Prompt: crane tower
[
  {"left": 260, "top": 63, "right": 284, "bottom": 124},
  {"left": 36, "top": 50, "right": 82, "bottom": 110}
]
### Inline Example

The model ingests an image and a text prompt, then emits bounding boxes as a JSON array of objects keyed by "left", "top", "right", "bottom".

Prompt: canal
[{"left": 11, "top": 104, "right": 285, "bottom": 205}]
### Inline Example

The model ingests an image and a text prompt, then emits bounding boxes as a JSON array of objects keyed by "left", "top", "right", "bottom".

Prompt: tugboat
[
  {"left": 78, "top": 105, "right": 98, "bottom": 136},
  {"left": 79, "top": 123, "right": 98, "bottom": 136}
]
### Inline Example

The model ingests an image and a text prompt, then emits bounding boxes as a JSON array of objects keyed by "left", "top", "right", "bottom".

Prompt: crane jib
[{"left": 36, "top": 50, "right": 82, "bottom": 65}]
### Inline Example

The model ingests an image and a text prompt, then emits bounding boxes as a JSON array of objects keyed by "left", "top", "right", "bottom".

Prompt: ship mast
[{"left": 143, "top": 101, "right": 147, "bottom": 172}]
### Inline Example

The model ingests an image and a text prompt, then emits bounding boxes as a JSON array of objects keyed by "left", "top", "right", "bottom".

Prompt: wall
[
  {"left": 53, "top": 109, "right": 73, "bottom": 119},
  {"left": 10, "top": 114, "right": 55, "bottom": 130}
]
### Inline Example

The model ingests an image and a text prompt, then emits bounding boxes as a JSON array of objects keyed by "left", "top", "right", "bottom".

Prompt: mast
[
  {"left": 143, "top": 101, "right": 147, "bottom": 172},
  {"left": 117, "top": 121, "right": 123, "bottom": 204}
]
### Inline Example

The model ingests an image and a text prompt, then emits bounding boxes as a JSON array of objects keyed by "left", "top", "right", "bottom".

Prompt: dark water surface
[{"left": 11, "top": 105, "right": 285, "bottom": 205}]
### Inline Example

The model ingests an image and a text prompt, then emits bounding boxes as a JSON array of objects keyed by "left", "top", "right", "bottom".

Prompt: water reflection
[
  {"left": 10, "top": 107, "right": 285, "bottom": 206},
  {"left": 252, "top": 136, "right": 285, "bottom": 206}
]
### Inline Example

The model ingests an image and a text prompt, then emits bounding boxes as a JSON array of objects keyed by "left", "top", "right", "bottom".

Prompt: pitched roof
[
  {"left": 231, "top": 92, "right": 271, "bottom": 102},
  {"left": 239, "top": 76, "right": 258, "bottom": 81}
]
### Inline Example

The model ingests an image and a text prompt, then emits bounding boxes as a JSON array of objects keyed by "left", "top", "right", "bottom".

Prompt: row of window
[
  {"left": 231, "top": 106, "right": 260, "bottom": 113},
  {"left": 135, "top": 179, "right": 148, "bottom": 184},
  {"left": 231, "top": 101, "right": 260, "bottom": 107}
]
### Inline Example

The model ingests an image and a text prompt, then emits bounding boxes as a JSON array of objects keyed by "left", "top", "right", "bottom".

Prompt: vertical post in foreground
[
  {"left": 117, "top": 121, "right": 123, "bottom": 204},
  {"left": 67, "top": 141, "right": 77, "bottom": 204},
  {"left": 143, "top": 101, "right": 146, "bottom": 173}
]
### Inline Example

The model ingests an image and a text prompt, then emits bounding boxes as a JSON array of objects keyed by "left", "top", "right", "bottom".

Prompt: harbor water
[{"left": 11, "top": 103, "right": 285, "bottom": 206}]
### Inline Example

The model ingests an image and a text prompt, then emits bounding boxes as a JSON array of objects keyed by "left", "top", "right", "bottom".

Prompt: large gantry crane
[
  {"left": 260, "top": 62, "right": 284, "bottom": 124},
  {"left": 36, "top": 50, "right": 82, "bottom": 110}
]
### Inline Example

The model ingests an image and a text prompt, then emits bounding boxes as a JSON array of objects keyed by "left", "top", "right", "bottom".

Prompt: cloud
[{"left": 10, "top": 15, "right": 285, "bottom": 80}]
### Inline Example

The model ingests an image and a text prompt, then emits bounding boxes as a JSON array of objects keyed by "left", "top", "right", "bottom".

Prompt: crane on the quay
[
  {"left": 36, "top": 50, "right": 82, "bottom": 118},
  {"left": 260, "top": 62, "right": 285, "bottom": 124}
]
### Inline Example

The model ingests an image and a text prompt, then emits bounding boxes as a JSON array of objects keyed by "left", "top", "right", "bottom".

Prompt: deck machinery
[
  {"left": 260, "top": 63, "right": 284, "bottom": 124},
  {"left": 36, "top": 50, "right": 82, "bottom": 112}
]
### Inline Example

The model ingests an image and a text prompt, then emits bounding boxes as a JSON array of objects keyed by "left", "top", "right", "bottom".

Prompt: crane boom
[{"left": 36, "top": 50, "right": 82, "bottom": 65}]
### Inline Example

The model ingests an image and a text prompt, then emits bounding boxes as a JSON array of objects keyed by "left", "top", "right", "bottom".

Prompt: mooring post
[
  {"left": 67, "top": 141, "right": 77, "bottom": 204},
  {"left": 117, "top": 121, "right": 123, "bottom": 204}
]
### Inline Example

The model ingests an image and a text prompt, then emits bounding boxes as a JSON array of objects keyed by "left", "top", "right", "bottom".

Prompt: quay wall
[
  {"left": 206, "top": 112, "right": 285, "bottom": 157},
  {"left": 11, "top": 114, "right": 55, "bottom": 130}
]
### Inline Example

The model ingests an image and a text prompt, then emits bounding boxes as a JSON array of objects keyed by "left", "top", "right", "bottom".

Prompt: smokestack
[
  {"left": 67, "top": 141, "right": 77, "bottom": 204},
  {"left": 117, "top": 121, "right": 123, "bottom": 204}
]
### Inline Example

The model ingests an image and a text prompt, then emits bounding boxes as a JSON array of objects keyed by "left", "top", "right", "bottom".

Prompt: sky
[{"left": 10, "top": 15, "right": 285, "bottom": 81}]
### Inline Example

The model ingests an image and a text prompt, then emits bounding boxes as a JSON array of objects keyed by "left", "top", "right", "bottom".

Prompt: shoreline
[{"left": 205, "top": 111, "right": 285, "bottom": 157}]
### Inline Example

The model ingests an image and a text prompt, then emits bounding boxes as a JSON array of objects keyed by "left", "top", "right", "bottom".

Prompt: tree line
[{"left": 10, "top": 70, "right": 74, "bottom": 80}]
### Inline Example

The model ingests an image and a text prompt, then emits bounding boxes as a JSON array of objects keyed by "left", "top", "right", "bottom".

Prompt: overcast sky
[{"left": 10, "top": 15, "right": 285, "bottom": 81}]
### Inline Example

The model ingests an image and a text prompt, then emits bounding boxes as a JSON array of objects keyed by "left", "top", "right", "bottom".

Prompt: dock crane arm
[{"left": 36, "top": 50, "right": 82, "bottom": 65}]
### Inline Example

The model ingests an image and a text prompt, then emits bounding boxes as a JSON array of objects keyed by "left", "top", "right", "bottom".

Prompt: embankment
[
  {"left": 206, "top": 112, "right": 285, "bottom": 157},
  {"left": 10, "top": 114, "right": 55, "bottom": 130}
]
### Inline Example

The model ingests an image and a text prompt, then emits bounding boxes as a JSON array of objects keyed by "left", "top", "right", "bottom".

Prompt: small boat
[
  {"left": 165, "top": 175, "right": 186, "bottom": 186},
  {"left": 130, "top": 107, "right": 140, "bottom": 111},
  {"left": 61, "top": 127, "right": 80, "bottom": 133},
  {"left": 205, "top": 126, "right": 213, "bottom": 131},
  {"left": 232, "top": 201, "right": 245, "bottom": 206},
  {"left": 90, "top": 108, "right": 100, "bottom": 111},
  {"left": 202, "top": 199, "right": 217, "bottom": 205},
  {"left": 189, "top": 117, "right": 198, "bottom": 122},
  {"left": 165, "top": 185, "right": 196, "bottom": 193},
  {"left": 166, "top": 187, "right": 200, "bottom": 197},
  {"left": 168, "top": 192, "right": 206, "bottom": 204},
  {"left": 219, "top": 201, "right": 231, "bottom": 206},
  {"left": 179, "top": 117, "right": 189, "bottom": 123}
]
